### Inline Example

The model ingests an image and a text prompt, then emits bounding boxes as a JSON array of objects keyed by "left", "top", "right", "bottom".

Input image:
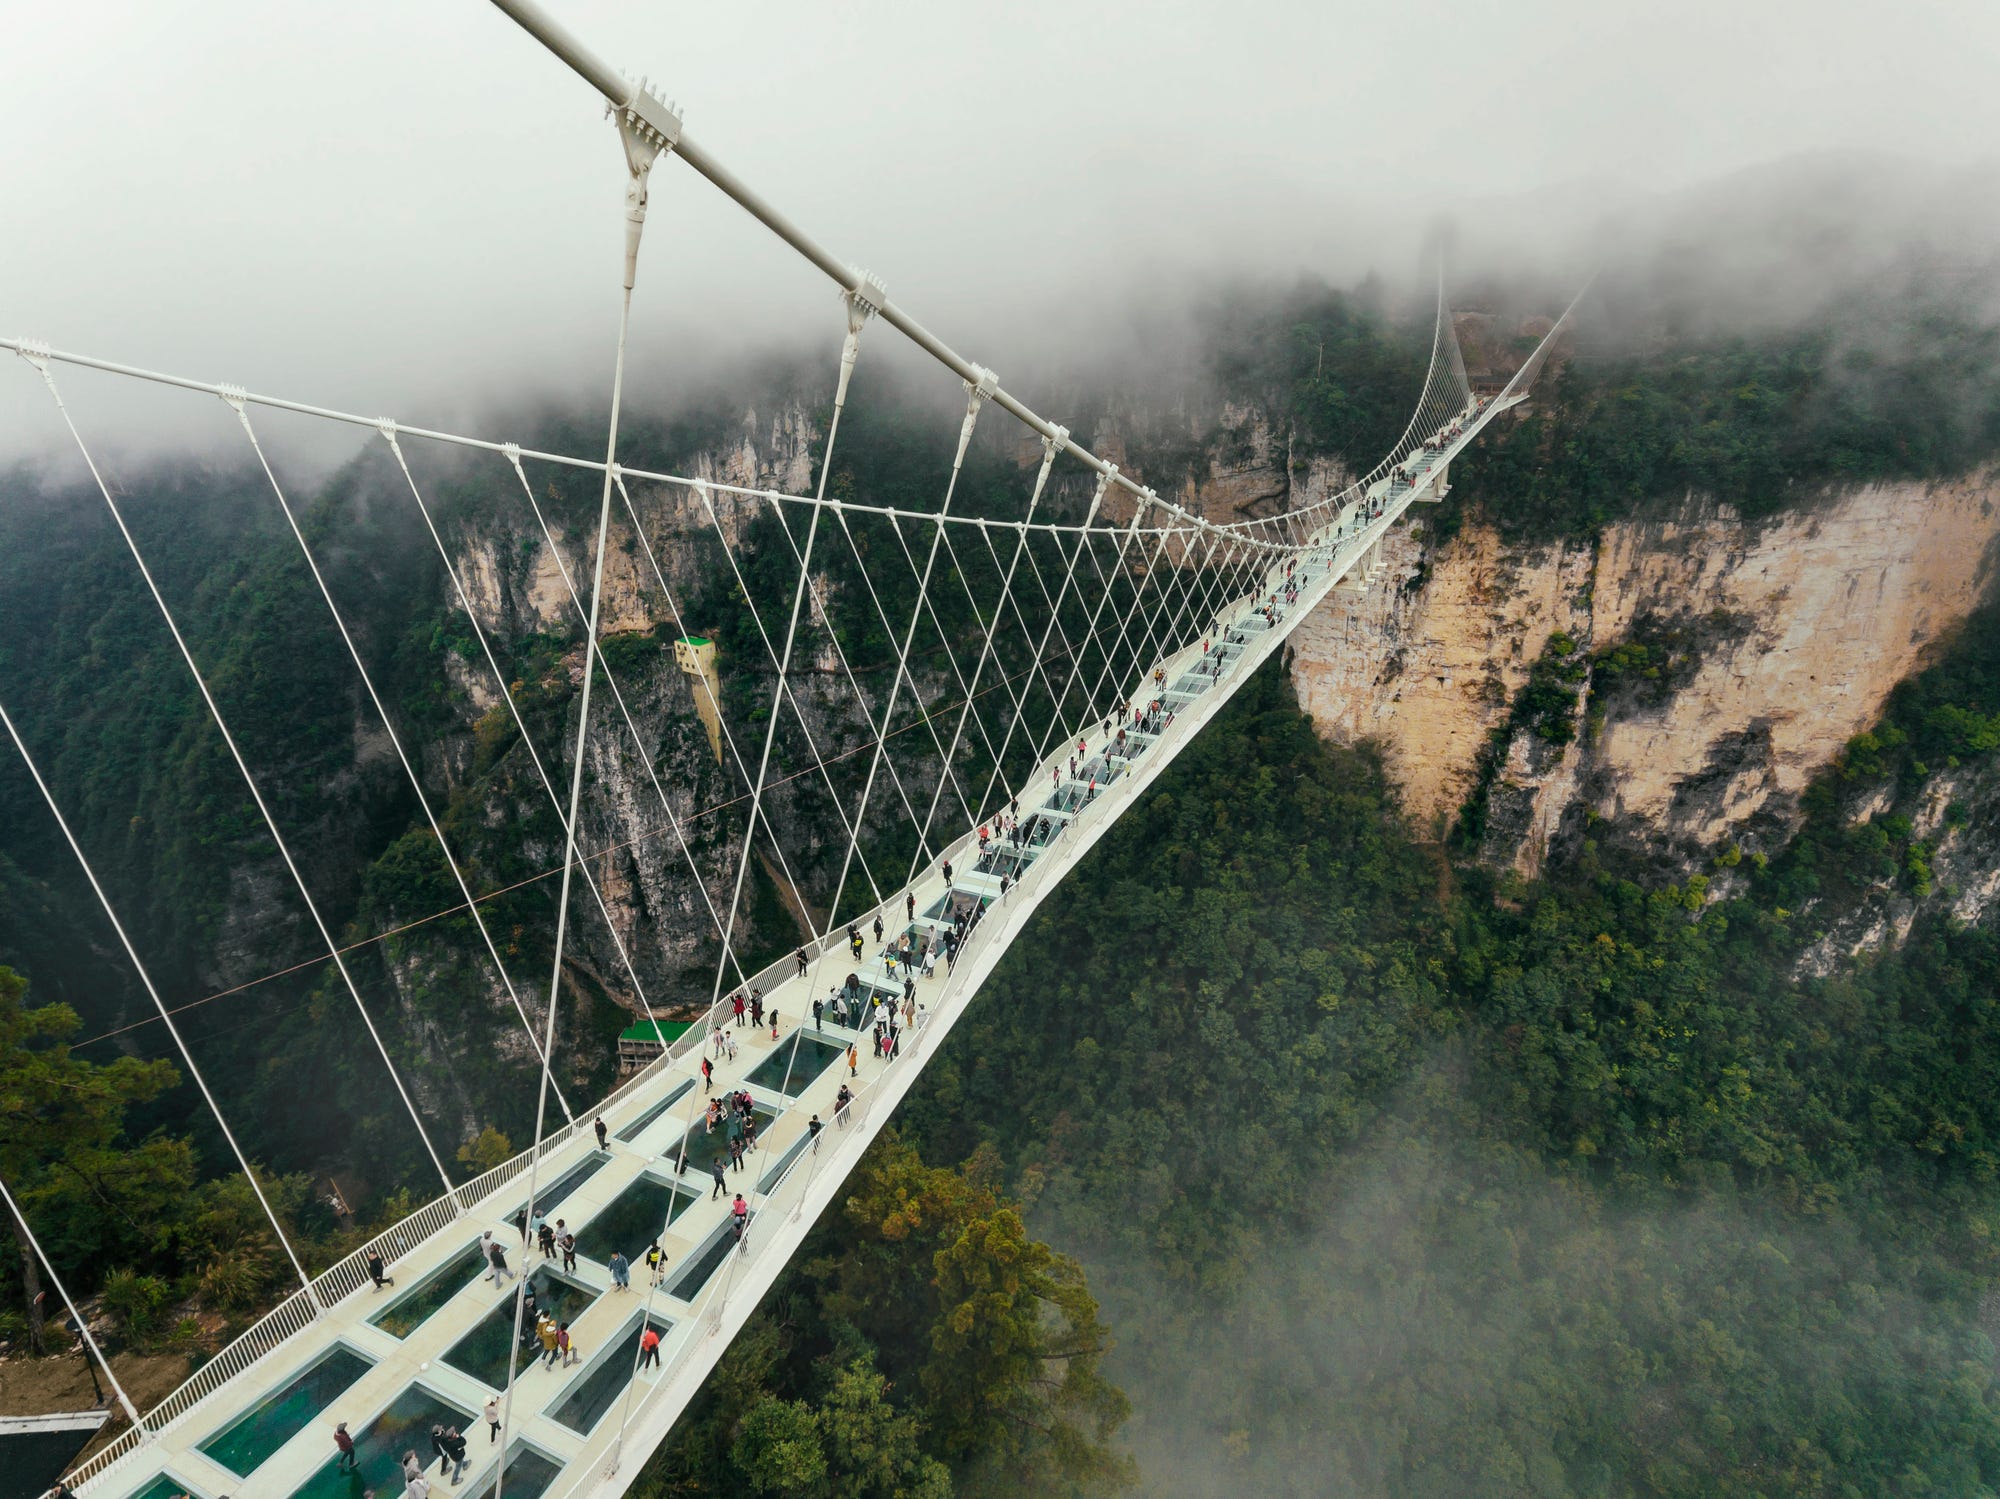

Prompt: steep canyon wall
[{"left": 1289, "top": 475, "right": 2000, "bottom": 872}]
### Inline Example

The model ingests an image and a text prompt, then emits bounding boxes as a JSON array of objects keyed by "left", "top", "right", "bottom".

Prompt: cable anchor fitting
[
  {"left": 833, "top": 269, "right": 886, "bottom": 410},
  {"left": 950, "top": 365, "right": 998, "bottom": 472},
  {"left": 1084, "top": 464, "right": 1118, "bottom": 526},
  {"left": 607, "top": 77, "right": 683, "bottom": 291}
]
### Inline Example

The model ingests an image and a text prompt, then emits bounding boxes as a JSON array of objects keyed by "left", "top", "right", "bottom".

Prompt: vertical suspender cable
[{"left": 497, "top": 81, "right": 670, "bottom": 1492}]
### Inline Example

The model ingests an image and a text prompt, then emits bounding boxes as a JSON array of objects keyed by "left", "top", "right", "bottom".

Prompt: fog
[{"left": 5, "top": 0, "right": 1998, "bottom": 467}]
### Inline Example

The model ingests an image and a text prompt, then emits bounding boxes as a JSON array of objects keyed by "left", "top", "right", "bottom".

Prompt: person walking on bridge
[
  {"left": 795, "top": 946, "right": 808, "bottom": 978},
  {"left": 711, "top": 1154, "right": 729, "bottom": 1199},
  {"left": 732, "top": 991, "right": 746, "bottom": 1028},
  {"left": 334, "top": 1421, "right": 357, "bottom": 1474},
  {"left": 367, "top": 1249, "right": 394, "bottom": 1291},
  {"left": 483, "top": 1396, "right": 500, "bottom": 1445},
  {"left": 812, "top": 994, "right": 824, "bottom": 1031},
  {"left": 594, "top": 1115, "right": 608, "bottom": 1151},
  {"left": 608, "top": 1250, "right": 630, "bottom": 1291},
  {"left": 701, "top": 1054, "right": 714, "bottom": 1093},
  {"left": 847, "top": 1041, "right": 859, "bottom": 1078},
  {"left": 482, "top": 1232, "right": 515, "bottom": 1284},
  {"left": 638, "top": 1324, "right": 662, "bottom": 1372}
]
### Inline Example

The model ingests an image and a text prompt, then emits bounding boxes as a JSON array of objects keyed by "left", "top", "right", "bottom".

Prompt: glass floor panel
[
  {"left": 575, "top": 1173, "right": 697, "bottom": 1266},
  {"left": 744, "top": 1033, "right": 844, "bottom": 1096},
  {"left": 442, "top": 1266, "right": 599, "bottom": 1390},
  {"left": 288, "top": 1384, "right": 476, "bottom": 1499},
  {"left": 757, "top": 1132, "right": 812, "bottom": 1194},
  {"left": 197, "top": 1344, "right": 373, "bottom": 1478},
  {"left": 660, "top": 1102, "right": 779, "bottom": 1178},
  {"left": 506, "top": 1150, "right": 611, "bottom": 1226},
  {"left": 122, "top": 1477, "right": 213, "bottom": 1499},
  {"left": 369, "top": 1244, "right": 487, "bottom": 1339},
  {"left": 614, "top": 1078, "right": 693, "bottom": 1142},
  {"left": 972, "top": 848, "right": 1034, "bottom": 878},
  {"left": 468, "top": 1442, "right": 564, "bottom": 1499},
  {"left": 550, "top": 1316, "right": 673, "bottom": 1436},
  {"left": 667, "top": 1216, "right": 753, "bottom": 1301}
]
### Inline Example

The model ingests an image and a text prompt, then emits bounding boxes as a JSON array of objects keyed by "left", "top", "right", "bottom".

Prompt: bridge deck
[{"left": 75, "top": 407, "right": 1498, "bottom": 1499}]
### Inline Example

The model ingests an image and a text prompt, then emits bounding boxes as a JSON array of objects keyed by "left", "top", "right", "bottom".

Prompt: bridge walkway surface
[{"left": 68, "top": 427, "right": 1492, "bottom": 1499}]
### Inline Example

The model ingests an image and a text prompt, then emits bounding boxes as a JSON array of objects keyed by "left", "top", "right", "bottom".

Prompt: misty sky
[{"left": 6, "top": 0, "right": 1998, "bottom": 462}]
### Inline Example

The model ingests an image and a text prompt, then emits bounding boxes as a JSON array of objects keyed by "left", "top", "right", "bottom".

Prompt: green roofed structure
[{"left": 618, "top": 1018, "right": 694, "bottom": 1074}]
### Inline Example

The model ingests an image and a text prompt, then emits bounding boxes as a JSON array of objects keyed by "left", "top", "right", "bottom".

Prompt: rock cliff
[{"left": 1290, "top": 474, "right": 2000, "bottom": 872}]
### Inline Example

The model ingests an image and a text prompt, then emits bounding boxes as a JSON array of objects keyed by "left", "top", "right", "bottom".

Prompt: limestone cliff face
[{"left": 1290, "top": 474, "right": 2000, "bottom": 872}]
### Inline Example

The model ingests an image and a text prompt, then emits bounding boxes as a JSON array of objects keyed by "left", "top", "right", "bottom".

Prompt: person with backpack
[{"left": 537, "top": 1315, "right": 560, "bottom": 1368}]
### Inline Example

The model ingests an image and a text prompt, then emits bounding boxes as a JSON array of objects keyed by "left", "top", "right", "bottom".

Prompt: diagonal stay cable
[
  {"left": 231, "top": 399, "right": 575, "bottom": 1123},
  {"left": 17, "top": 351, "right": 462, "bottom": 1204},
  {"left": 505, "top": 449, "right": 762, "bottom": 1007},
  {"left": 902, "top": 431, "right": 1065, "bottom": 883},
  {"left": 379, "top": 430, "right": 665, "bottom": 1027},
  {"left": 0, "top": 693, "right": 326, "bottom": 1309}
]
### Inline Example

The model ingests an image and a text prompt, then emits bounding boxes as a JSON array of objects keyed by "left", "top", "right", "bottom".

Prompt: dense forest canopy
[{"left": 5, "top": 243, "right": 2000, "bottom": 1496}]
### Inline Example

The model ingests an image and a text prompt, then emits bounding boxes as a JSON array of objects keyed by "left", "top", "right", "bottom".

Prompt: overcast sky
[{"left": 6, "top": 0, "right": 1998, "bottom": 463}]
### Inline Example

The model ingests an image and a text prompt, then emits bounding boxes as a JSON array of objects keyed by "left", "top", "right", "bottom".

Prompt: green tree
[
  {"left": 0, "top": 966, "right": 181, "bottom": 1351},
  {"left": 820, "top": 1355, "right": 951, "bottom": 1499},
  {"left": 732, "top": 1398, "right": 828, "bottom": 1495},
  {"left": 457, "top": 1125, "right": 514, "bottom": 1176},
  {"left": 926, "top": 1210, "right": 1132, "bottom": 1494}
]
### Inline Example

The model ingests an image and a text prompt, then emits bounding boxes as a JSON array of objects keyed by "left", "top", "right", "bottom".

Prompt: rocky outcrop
[{"left": 1290, "top": 474, "right": 2000, "bottom": 871}]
